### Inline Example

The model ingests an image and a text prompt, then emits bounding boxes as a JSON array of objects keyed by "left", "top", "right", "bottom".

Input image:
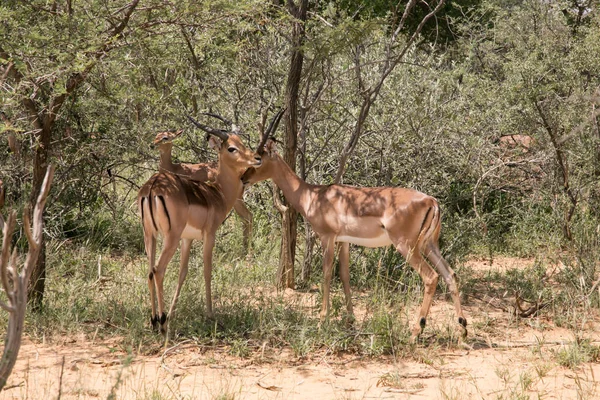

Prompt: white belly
[
  {"left": 336, "top": 232, "right": 393, "bottom": 248},
  {"left": 181, "top": 224, "right": 204, "bottom": 240}
]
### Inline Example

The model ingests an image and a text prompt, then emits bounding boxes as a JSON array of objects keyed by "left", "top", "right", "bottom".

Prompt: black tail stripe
[
  {"left": 147, "top": 177, "right": 158, "bottom": 232},
  {"left": 419, "top": 207, "right": 433, "bottom": 242},
  {"left": 157, "top": 195, "right": 171, "bottom": 231}
]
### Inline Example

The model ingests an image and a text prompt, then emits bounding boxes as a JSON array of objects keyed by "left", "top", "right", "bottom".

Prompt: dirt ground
[{"left": 2, "top": 258, "right": 600, "bottom": 400}]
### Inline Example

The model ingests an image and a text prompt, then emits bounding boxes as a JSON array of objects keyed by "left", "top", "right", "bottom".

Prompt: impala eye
[
  {"left": 228, "top": 147, "right": 238, "bottom": 153},
  {"left": 162, "top": 137, "right": 168, "bottom": 141}
]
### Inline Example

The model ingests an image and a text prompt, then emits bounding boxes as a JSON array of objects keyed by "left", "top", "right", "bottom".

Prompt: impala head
[
  {"left": 152, "top": 129, "right": 183, "bottom": 149},
  {"left": 242, "top": 138, "right": 280, "bottom": 185},
  {"left": 187, "top": 114, "right": 261, "bottom": 173},
  {"left": 241, "top": 109, "right": 285, "bottom": 185}
]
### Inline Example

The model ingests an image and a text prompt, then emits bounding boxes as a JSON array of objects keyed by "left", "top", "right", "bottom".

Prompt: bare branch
[
  {"left": 335, "top": 0, "right": 446, "bottom": 183},
  {"left": 271, "top": 183, "right": 288, "bottom": 214},
  {"left": 0, "top": 300, "right": 14, "bottom": 313},
  {"left": 0, "top": 211, "right": 17, "bottom": 303},
  {"left": 24, "top": 165, "right": 54, "bottom": 282},
  {"left": 22, "top": 207, "right": 35, "bottom": 253},
  {"left": 0, "top": 165, "right": 54, "bottom": 391}
]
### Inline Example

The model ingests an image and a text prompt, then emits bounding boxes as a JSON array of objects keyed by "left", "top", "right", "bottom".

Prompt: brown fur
[
  {"left": 139, "top": 134, "right": 260, "bottom": 335},
  {"left": 243, "top": 139, "right": 467, "bottom": 340}
]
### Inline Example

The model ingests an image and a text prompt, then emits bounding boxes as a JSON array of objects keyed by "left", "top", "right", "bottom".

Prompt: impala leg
[
  {"left": 203, "top": 233, "right": 216, "bottom": 319},
  {"left": 154, "top": 237, "right": 180, "bottom": 335},
  {"left": 233, "top": 198, "right": 252, "bottom": 254},
  {"left": 338, "top": 242, "right": 354, "bottom": 318},
  {"left": 144, "top": 231, "right": 158, "bottom": 331},
  {"left": 397, "top": 244, "right": 439, "bottom": 341},
  {"left": 320, "top": 237, "right": 336, "bottom": 320},
  {"left": 426, "top": 244, "right": 467, "bottom": 337},
  {"left": 167, "top": 238, "right": 193, "bottom": 323}
]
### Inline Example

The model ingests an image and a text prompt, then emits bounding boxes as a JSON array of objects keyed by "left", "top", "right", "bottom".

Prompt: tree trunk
[
  {"left": 28, "top": 122, "right": 52, "bottom": 310},
  {"left": 277, "top": 0, "right": 308, "bottom": 289}
]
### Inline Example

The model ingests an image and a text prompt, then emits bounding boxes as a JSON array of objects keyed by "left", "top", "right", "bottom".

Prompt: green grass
[{"left": 3, "top": 208, "right": 599, "bottom": 368}]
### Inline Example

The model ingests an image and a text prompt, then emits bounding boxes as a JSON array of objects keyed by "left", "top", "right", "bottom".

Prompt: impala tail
[
  {"left": 139, "top": 174, "right": 172, "bottom": 235},
  {"left": 416, "top": 197, "right": 442, "bottom": 251}
]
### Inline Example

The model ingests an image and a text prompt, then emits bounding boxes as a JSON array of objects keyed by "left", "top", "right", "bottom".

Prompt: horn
[
  {"left": 257, "top": 108, "right": 285, "bottom": 155},
  {"left": 187, "top": 115, "right": 230, "bottom": 142}
]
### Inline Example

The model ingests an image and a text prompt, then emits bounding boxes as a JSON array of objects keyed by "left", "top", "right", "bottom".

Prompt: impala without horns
[
  {"left": 242, "top": 113, "right": 467, "bottom": 340},
  {"left": 138, "top": 113, "right": 281, "bottom": 335}
]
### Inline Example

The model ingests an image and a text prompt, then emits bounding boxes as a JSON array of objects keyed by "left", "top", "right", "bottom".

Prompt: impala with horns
[
  {"left": 138, "top": 114, "right": 281, "bottom": 335},
  {"left": 242, "top": 114, "right": 467, "bottom": 340},
  {"left": 152, "top": 125, "right": 253, "bottom": 252}
]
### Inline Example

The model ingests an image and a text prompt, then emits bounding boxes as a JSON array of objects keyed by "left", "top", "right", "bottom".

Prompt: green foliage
[{"left": 1, "top": 0, "right": 600, "bottom": 366}]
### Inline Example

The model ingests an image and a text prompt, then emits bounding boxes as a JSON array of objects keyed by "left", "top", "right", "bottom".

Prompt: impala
[
  {"left": 152, "top": 128, "right": 253, "bottom": 251},
  {"left": 243, "top": 128, "right": 467, "bottom": 340},
  {"left": 138, "top": 115, "right": 280, "bottom": 334}
]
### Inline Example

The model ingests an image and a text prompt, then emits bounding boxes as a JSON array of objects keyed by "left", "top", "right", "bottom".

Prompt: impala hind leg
[
  {"left": 154, "top": 237, "right": 180, "bottom": 335},
  {"left": 397, "top": 243, "right": 439, "bottom": 341},
  {"left": 319, "top": 237, "right": 336, "bottom": 320},
  {"left": 167, "top": 238, "right": 193, "bottom": 326},
  {"left": 338, "top": 242, "right": 354, "bottom": 320},
  {"left": 426, "top": 244, "right": 467, "bottom": 337},
  {"left": 144, "top": 232, "right": 158, "bottom": 331}
]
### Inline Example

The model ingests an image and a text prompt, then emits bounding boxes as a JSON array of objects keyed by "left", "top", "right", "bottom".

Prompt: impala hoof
[
  {"left": 458, "top": 317, "right": 468, "bottom": 338},
  {"left": 410, "top": 323, "right": 424, "bottom": 343},
  {"left": 151, "top": 315, "right": 160, "bottom": 332},
  {"left": 158, "top": 313, "right": 168, "bottom": 335}
]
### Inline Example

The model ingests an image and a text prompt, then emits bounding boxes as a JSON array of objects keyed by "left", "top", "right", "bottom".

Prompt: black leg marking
[
  {"left": 151, "top": 315, "right": 159, "bottom": 331},
  {"left": 140, "top": 197, "right": 145, "bottom": 222},
  {"left": 160, "top": 312, "right": 168, "bottom": 325},
  {"left": 148, "top": 271, "right": 154, "bottom": 280},
  {"left": 459, "top": 317, "right": 467, "bottom": 328},
  {"left": 420, "top": 317, "right": 427, "bottom": 329}
]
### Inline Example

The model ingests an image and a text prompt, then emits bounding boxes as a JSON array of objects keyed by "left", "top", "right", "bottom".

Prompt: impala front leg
[
  {"left": 320, "top": 237, "right": 336, "bottom": 320},
  {"left": 338, "top": 242, "right": 354, "bottom": 320},
  {"left": 203, "top": 233, "right": 216, "bottom": 319},
  {"left": 233, "top": 198, "right": 252, "bottom": 254}
]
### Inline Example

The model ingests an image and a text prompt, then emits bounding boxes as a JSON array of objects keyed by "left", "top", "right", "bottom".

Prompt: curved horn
[
  {"left": 187, "top": 115, "right": 230, "bottom": 142},
  {"left": 257, "top": 108, "right": 285, "bottom": 155}
]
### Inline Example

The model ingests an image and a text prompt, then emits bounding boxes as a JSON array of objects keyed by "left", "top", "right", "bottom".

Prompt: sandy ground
[{"left": 2, "top": 257, "right": 600, "bottom": 400}]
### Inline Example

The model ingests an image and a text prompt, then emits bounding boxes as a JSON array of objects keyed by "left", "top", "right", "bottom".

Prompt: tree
[
  {"left": 276, "top": 0, "right": 309, "bottom": 289},
  {"left": 334, "top": 0, "right": 447, "bottom": 183},
  {"left": 0, "top": 0, "right": 140, "bottom": 308}
]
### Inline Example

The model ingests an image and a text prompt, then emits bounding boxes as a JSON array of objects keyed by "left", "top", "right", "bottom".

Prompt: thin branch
[
  {"left": 24, "top": 166, "right": 54, "bottom": 282},
  {"left": 0, "top": 211, "right": 17, "bottom": 301},
  {"left": 0, "top": 300, "right": 14, "bottom": 313},
  {"left": 22, "top": 207, "right": 35, "bottom": 253},
  {"left": 271, "top": 183, "right": 288, "bottom": 214}
]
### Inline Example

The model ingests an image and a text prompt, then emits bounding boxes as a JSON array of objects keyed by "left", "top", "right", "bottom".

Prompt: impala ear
[
  {"left": 264, "top": 138, "right": 277, "bottom": 156},
  {"left": 208, "top": 136, "right": 222, "bottom": 151}
]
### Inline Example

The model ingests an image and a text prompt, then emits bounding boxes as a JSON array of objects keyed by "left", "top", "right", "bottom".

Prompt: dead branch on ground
[{"left": 0, "top": 165, "right": 54, "bottom": 390}]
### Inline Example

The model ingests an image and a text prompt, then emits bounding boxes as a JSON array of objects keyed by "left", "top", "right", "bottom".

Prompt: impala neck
[
  {"left": 270, "top": 154, "right": 315, "bottom": 217},
  {"left": 214, "top": 162, "right": 243, "bottom": 211},
  {"left": 158, "top": 144, "right": 175, "bottom": 172}
]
